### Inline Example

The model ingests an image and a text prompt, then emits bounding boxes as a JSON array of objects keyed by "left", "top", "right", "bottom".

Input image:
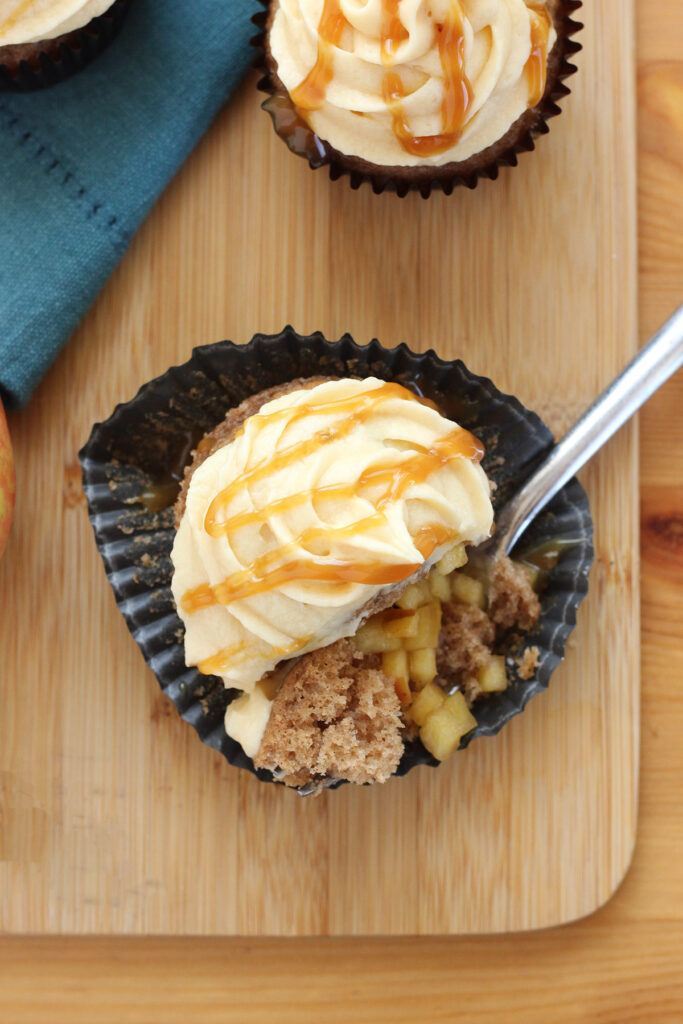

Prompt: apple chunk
[
  {"left": 419, "top": 692, "right": 477, "bottom": 761},
  {"left": 450, "top": 573, "right": 486, "bottom": 609},
  {"left": 408, "top": 648, "right": 437, "bottom": 689},
  {"left": 477, "top": 655, "right": 508, "bottom": 693},
  {"left": 410, "top": 680, "right": 445, "bottom": 727},
  {"left": 381, "top": 650, "right": 412, "bottom": 704}
]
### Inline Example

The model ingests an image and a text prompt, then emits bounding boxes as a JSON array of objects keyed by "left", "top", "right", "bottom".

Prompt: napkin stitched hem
[{"left": 0, "top": 103, "right": 129, "bottom": 250}]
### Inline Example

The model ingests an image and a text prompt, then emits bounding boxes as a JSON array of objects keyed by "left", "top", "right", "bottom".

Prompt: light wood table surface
[{"left": 1, "top": 2, "right": 682, "bottom": 1020}]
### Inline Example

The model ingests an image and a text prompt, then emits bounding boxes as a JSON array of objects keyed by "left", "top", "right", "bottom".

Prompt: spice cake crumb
[
  {"left": 437, "top": 604, "right": 495, "bottom": 683},
  {"left": 517, "top": 646, "right": 540, "bottom": 680},
  {"left": 436, "top": 556, "right": 541, "bottom": 702},
  {"left": 254, "top": 639, "right": 404, "bottom": 786},
  {"left": 488, "top": 556, "right": 541, "bottom": 631}
]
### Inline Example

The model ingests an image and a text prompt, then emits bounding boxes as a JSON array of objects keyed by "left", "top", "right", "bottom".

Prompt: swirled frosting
[
  {"left": 269, "top": 0, "right": 556, "bottom": 167},
  {"left": 171, "top": 378, "right": 493, "bottom": 692},
  {"left": 0, "top": 0, "right": 115, "bottom": 45}
]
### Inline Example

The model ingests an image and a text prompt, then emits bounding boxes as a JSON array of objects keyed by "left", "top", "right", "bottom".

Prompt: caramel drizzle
[
  {"left": 0, "top": 0, "right": 40, "bottom": 34},
  {"left": 382, "top": 1, "right": 473, "bottom": 158},
  {"left": 196, "top": 643, "right": 245, "bottom": 677},
  {"left": 380, "top": 0, "right": 408, "bottom": 65},
  {"left": 290, "top": 0, "right": 347, "bottom": 111},
  {"left": 524, "top": 4, "right": 552, "bottom": 107},
  {"left": 289, "top": 0, "right": 473, "bottom": 156},
  {"left": 203, "top": 382, "right": 414, "bottom": 537},
  {"left": 196, "top": 637, "right": 306, "bottom": 678},
  {"left": 181, "top": 383, "right": 483, "bottom": 617}
]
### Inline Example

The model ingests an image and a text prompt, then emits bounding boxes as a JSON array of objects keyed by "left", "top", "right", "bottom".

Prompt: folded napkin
[{"left": 0, "top": 0, "right": 258, "bottom": 409}]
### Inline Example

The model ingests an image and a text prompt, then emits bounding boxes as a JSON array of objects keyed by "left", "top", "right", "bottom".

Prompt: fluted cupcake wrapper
[
  {"left": 253, "top": 0, "right": 583, "bottom": 197},
  {"left": 0, "top": 0, "right": 131, "bottom": 93},
  {"left": 79, "top": 329, "right": 594, "bottom": 789}
]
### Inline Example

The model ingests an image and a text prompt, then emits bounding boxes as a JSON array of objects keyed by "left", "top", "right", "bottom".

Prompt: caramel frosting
[
  {"left": 0, "top": 0, "right": 115, "bottom": 45},
  {"left": 171, "top": 378, "right": 493, "bottom": 693},
  {"left": 269, "top": 0, "right": 557, "bottom": 167}
]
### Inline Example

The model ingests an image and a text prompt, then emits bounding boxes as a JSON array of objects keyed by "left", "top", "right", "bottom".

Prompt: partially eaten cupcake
[{"left": 170, "top": 376, "right": 540, "bottom": 788}]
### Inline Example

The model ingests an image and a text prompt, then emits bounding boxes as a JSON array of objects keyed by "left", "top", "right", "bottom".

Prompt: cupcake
[
  {"left": 0, "top": 0, "right": 130, "bottom": 92},
  {"left": 80, "top": 331, "right": 593, "bottom": 792},
  {"left": 171, "top": 375, "right": 546, "bottom": 786},
  {"left": 257, "top": 0, "right": 582, "bottom": 195}
]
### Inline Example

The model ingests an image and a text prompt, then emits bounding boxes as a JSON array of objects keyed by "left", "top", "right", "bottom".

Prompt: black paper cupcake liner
[
  {"left": 80, "top": 329, "right": 594, "bottom": 789},
  {"left": 0, "top": 0, "right": 131, "bottom": 93},
  {"left": 253, "top": 0, "right": 582, "bottom": 197}
]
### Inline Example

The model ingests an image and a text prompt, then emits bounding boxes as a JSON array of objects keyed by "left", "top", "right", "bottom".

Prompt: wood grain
[{"left": 0, "top": 1, "right": 639, "bottom": 938}]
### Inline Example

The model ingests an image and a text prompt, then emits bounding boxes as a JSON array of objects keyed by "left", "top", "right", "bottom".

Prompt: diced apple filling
[
  {"left": 477, "top": 655, "right": 507, "bottom": 693},
  {"left": 409, "top": 680, "right": 445, "bottom": 726},
  {"left": 419, "top": 692, "right": 477, "bottom": 761},
  {"left": 408, "top": 648, "right": 437, "bottom": 689},
  {"left": 352, "top": 544, "right": 542, "bottom": 757},
  {"left": 436, "top": 543, "right": 468, "bottom": 575},
  {"left": 450, "top": 573, "right": 486, "bottom": 609}
]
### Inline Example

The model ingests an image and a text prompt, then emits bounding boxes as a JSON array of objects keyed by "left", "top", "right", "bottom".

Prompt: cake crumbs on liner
[
  {"left": 488, "top": 556, "right": 541, "bottom": 632},
  {"left": 517, "top": 646, "right": 540, "bottom": 681}
]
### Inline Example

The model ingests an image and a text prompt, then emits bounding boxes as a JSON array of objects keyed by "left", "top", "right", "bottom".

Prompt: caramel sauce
[
  {"left": 524, "top": 4, "right": 552, "bottom": 107},
  {"left": 184, "top": 552, "right": 421, "bottom": 616},
  {"left": 206, "top": 425, "right": 482, "bottom": 542},
  {"left": 412, "top": 523, "right": 455, "bottom": 559},
  {"left": 382, "top": 2, "right": 473, "bottom": 158},
  {"left": 416, "top": 394, "right": 440, "bottom": 411},
  {"left": 183, "top": 511, "right": 421, "bottom": 613},
  {"left": 137, "top": 482, "right": 182, "bottom": 514},
  {"left": 197, "top": 637, "right": 306, "bottom": 677},
  {"left": 0, "top": 0, "right": 39, "bottom": 34},
  {"left": 380, "top": 0, "right": 409, "bottom": 65},
  {"left": 290, "top": 0, "right": 347, "bottom": 111},
  {"left": 196, "top": 643, "right": 245, "bottom": 677}
]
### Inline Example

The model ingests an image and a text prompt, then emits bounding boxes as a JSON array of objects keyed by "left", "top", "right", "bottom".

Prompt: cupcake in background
[
  {"left": 0, "top": 0, "right": 130, "bottom": 91},
  {"left": 258, "top": 0, "right": 582, "bottom": 195}
]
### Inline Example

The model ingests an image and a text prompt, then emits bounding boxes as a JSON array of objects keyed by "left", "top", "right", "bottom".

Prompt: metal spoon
[{"left": 489, "top": 303, "right": 683, "bottom": 559}]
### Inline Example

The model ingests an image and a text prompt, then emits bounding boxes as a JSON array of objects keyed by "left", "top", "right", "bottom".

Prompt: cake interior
[{"left": 253, "top": 547, "right": 540, "bottom": 788}]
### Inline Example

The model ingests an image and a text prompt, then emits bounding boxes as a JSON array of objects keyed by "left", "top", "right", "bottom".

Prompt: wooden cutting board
[{"left": 0, "top": 0, "right": 637, "bottom": 935}]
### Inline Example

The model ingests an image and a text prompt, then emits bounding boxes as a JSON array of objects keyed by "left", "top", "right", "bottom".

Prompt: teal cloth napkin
[{"left": 0, "top": 0, "right": 258, "bottom": 408}]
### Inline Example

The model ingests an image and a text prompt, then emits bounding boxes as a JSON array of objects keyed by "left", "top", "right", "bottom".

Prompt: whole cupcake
[
  {"left": 258, "top": 0, "right": 582, "bottom": 194},
  {"left": 0, "top": 0, "right": 130, "bottom": 91}
]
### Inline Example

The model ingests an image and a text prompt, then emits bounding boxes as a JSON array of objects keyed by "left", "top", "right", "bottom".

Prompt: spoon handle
[{"left": 497, "top": 302, "right": 683, "bottom": 555}]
